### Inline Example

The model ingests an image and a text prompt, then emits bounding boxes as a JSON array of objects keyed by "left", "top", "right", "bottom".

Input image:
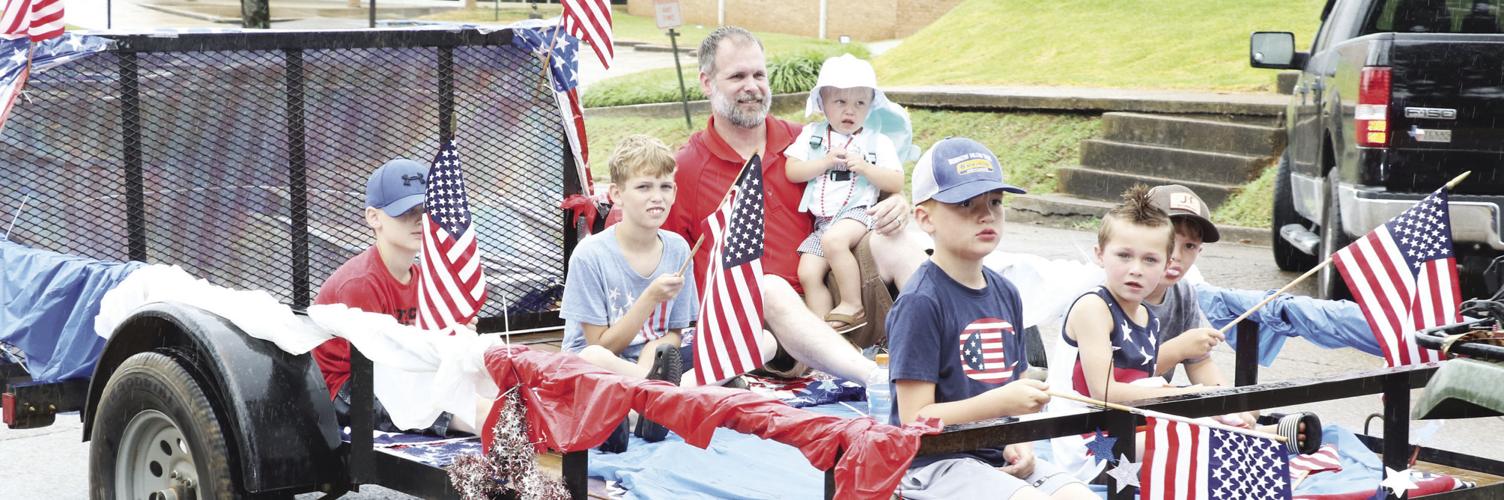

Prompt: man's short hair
[
  {"left": 608, "top": 134, "right": 676, "bottom": 184},
  {"left": 1098, "top": 184, "right": 1174, "bottom": 255},
  {"left": 698, "top": 25, "right": 763, "bottom": 77}
]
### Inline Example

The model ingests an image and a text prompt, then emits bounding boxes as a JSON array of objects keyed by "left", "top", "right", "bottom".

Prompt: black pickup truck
[{"left": 1250, "top": 0, "right": 1504, "bottom": 299}]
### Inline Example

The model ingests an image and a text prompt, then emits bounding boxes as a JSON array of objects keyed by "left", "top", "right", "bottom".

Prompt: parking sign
[{"left": 655, "top": 0, "right": 682, "bottom": 30}]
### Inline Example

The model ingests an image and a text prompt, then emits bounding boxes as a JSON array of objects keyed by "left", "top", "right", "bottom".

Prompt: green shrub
[{"left": 584, "top": 44, "right": 869, "bottom": 108}]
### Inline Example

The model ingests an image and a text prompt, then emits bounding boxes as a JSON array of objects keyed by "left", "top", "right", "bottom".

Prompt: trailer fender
[{"left": 83, "top": 302, "right": 343, "bottom": 494}]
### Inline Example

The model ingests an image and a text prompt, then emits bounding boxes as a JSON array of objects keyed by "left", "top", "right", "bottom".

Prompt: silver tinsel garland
[{"left": 447, "top": 389, "right": 569, "bottom": 499}]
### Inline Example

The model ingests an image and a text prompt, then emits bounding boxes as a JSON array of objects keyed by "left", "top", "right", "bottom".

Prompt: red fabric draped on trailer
[{"left": 480, "top": 345, "right": 939, "bottom": 500}]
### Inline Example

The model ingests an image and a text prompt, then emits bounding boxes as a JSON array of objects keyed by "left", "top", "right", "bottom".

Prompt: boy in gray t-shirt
[
  {"left": 560, "top": 135, "right": 699, "bottom": 444},
  {"left": 1143, "top": 185, "right": 1226, "bottom": 384}
]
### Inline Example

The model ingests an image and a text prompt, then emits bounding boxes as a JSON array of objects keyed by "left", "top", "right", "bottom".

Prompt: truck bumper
[{"left": 1339, "top": 183, "right": 1504, "bottom": 251}]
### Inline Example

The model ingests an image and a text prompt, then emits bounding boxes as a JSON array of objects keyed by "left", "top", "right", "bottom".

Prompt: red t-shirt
[
  {"left": 665, "top": 115, "right": 811, "bottom": 293},
  {"left": 310, "top": 246, "right": 420, "bottom": 399}
]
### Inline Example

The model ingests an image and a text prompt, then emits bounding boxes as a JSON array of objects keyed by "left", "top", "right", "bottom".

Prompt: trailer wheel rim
[{"left": 117, "top": 409, "right": 197, "bottom": 498}]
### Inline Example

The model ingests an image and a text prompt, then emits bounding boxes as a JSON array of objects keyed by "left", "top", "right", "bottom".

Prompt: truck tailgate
[{"left": 1388, "top": 34, "right": 1504, "bottom": 194}]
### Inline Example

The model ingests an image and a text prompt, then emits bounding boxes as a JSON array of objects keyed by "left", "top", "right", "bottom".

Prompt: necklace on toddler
[{"left": 819, "top": 124, "right": 862, "bottom": 217}]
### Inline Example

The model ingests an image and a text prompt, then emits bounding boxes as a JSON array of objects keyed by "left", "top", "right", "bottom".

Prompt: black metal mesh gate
[{"left": 0, "top": 29, "right": 578, "bottom": 323}]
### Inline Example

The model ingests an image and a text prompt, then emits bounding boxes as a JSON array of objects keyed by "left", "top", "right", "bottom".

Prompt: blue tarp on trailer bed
[{"left": 1, "top": 240, "right": 141, "bottom": 383}]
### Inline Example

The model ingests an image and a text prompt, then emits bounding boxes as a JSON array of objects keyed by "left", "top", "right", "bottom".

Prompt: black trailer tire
[
  {"left": 89, "top": 351, "right": 236, "bottom": 500},
  {"left": 1318, "top": 170, "right": 1353, "bottom": 301},
  {"left": 1272, "top": 152, "right": 1319, "bottom": 271}
]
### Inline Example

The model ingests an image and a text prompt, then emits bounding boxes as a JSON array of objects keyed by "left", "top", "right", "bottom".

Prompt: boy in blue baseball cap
[
  {"left": 311, "top": 158, "right": 472, "bottom": 435},
  {"left": 886, "top": 138, "right": 1093, "bottom": 499}
]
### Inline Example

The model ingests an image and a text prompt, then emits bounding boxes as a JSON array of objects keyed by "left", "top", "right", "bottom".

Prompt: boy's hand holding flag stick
[{"left": 1215, "top": 170, "right": 1473, "bottom": 349}]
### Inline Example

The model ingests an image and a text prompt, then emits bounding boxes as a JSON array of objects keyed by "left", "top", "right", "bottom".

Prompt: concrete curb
[
  {"left": 1007, "top": 194, "right": 1272, "bottom": 247},
  {"left": 884, "top": 86, "right": 1288, "bottom": 117},
  {"left": 584, "top": 92, "right": 810, "bottom": 119}
]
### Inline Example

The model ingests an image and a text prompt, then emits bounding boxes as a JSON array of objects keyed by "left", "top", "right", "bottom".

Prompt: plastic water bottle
[{"left": 867, "top": 353, "right": 893, "bottom": 423}]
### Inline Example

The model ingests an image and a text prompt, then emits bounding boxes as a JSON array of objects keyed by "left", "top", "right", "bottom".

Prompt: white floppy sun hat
[{"left": 803, "top": 54, "right": 891, "bottom": 118}]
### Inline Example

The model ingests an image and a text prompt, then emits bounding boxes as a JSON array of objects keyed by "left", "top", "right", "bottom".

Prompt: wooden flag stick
[
  {"left": 1215, "top": 262, "right": 1327, "bottom": 335},
  {"left": 1215, "top": 170, "right": 1474, "bottom": 335},
  {"left": 1047, "top": 390, "right": 1289, "bottom": 443},
  {"left": 677, "top": 232, "right": 707, "bottom": 277},
  {"left": 675, "top": 154, "right": 760, "bottom": 277}
]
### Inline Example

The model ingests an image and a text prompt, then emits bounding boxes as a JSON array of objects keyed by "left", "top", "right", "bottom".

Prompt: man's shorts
[
  {"left": 898, "top": 456, "right": 1082, "bottom": 500},
  {"left": 763, "top": 234, "right": 893, "bottom": 377},
  {"left": 333, "top": 379, "right": 453, "bottom": 436}
]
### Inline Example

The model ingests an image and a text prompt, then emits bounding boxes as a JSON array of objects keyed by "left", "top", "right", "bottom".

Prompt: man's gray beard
[{"left": 712, "top": 90, "right": 770, "bottom": 129}]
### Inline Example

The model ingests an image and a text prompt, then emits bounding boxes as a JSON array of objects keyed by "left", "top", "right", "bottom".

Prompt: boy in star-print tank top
[{"left": 886, "top": 138, "right": 1092, "bottom": 499}]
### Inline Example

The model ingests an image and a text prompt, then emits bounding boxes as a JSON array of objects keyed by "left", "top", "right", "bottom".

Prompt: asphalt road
[{"left": 3, "top": 223, "right": 1501, "bottom": 498}]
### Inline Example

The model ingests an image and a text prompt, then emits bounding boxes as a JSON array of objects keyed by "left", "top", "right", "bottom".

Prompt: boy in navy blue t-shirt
[{"left": 887, "top": 138, "right": 1093, "bottom": 500}]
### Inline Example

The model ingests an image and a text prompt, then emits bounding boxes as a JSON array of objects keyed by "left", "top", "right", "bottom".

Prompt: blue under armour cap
[
  {"left": 911, "top": 137, "right": 1025, "bottom": 204},
  {"left": 365, "top": 158, "right": 428, "bottom": 217}
]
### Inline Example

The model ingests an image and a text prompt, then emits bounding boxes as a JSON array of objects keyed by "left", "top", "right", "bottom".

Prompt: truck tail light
[{"left": 1356, "top": 66, "right": 1391, "bottom": 148}]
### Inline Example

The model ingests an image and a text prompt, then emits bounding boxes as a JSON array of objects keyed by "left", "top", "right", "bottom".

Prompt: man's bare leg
[
  {"left": 870, "top": 223, "right": 928, "bottom": 290},
  {"left": 761, "top": 275, "right": 877, "bottom": 384}
]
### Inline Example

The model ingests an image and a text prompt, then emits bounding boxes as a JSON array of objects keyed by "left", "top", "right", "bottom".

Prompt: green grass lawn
[
  {"left": 585, "top": 109, "right": 1098, "bottom": 199},
  {"left": 1211, "top": 160, "right": 1277, "bottom": 228},
  {"left": 876, "top": 0, "right": 1324, "bottom": 92}
]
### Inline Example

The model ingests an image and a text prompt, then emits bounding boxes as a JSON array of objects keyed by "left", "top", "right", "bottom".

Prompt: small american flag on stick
[
  {"left": 1332, "top": 186, "right": 1461, "bottom": 367},
  {"left": 417, "top": 142, "right": 487, "bottom": 330},
  {"left": 693, "top": 155, "right": 766, "bottom": 385},
  {"left": 561, "top": 0, "right": 613, "bottom": 69},
  {"left": 1140, "top": 416, "right": 1292, "bottom": 500}
]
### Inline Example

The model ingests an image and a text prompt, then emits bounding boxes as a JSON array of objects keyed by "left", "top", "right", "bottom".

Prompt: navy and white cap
[
  {"left": 365, "top": 158, "right": 429, "bottom": 217},
  {"left": 911, "top": 137, "right": 1024, "bottom": 204}
]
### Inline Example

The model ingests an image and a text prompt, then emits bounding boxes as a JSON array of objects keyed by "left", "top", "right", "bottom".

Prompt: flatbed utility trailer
[
  {"left": 4, "top": 25, "right": 1503, "bottom": 500},
  {"left": 1, "top": 26, "right": 594, "bottom": 498}
]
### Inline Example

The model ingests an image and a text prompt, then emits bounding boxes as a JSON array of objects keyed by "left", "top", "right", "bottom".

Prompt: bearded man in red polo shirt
[{"left": 664, "top": 26, "right": 927, "bottom": 385}]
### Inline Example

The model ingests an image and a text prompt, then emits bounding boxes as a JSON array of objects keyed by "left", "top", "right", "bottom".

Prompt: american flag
[
  {"left": 3, "top": 0, "right": 64, "bottom": 43},
  {"left": 2, "top": 31, "right": 107, "bottom": 132},
  {"left": 692, "top": 155, "right": 766, "bottom": 385},
  {"left": 1141, "top": 416, "right": 1292, "bottom": 500},
  {"left": 512, "top": 25, "right": 591, "bottom": 191},
  {"left": 1331, "top": 187, "right": 1459, "bottom": 367},
  {"left": 1289, "top": 444, "right": 1342, "bottom": 482},
  {"left": 561, "top": 0, "right": 613, "bottom": 69},
  {"left": 959, "top": 318, "right": 1014, "bottom": 383},
  {"left": 417, "top": 142, "right": 487, "bottom": 330}
]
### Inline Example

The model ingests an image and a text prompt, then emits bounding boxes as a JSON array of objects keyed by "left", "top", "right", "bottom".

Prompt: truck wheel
[
  {"left": 1272, "top": 153, "right": 1318, "bottom": 271},
  {"left": 1318, "top": 171, "right": 1353, "bottom": 300},
  {"left": 90, "top": 351, "right": 236, "bottom": 500}
]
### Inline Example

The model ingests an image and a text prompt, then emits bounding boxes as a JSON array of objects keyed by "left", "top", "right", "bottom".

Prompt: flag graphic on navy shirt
[{"left": 959, "top": 318, "right": 1015, "bottom": 383}]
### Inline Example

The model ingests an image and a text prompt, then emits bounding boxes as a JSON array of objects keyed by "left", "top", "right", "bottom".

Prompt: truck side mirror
[{"left": 1250, "top": 32, "right": 1304, "bottom": 69}]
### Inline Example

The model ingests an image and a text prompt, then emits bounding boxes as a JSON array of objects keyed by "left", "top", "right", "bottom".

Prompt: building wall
[{"left": 626, "top": 0, "right": 960, "bottom": 42}]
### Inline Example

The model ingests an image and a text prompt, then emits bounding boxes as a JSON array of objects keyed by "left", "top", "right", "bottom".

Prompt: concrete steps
[
  {"left": 1100, "top": 112, "right": 1284, "bottom": 157},
  {"left": 1079, "top": 139, "right": 1270, "bottom": 186},
  {"left": 1056, "top": 166, "right": 1240, "bottom": 208},
  {"left": 1055, "top": 110, "right": 1282, "bottom": 213}
]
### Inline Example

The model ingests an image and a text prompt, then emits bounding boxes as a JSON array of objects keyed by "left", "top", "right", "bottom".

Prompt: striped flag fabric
[
  {"left": 417, "top": 142, "right": 488, "bottom": 330},
  {"left": 3, "top": 0, "right": 63, "bottom": 43},
  {"left": 959, "top": 317, "right": 1014, "bottom": 383},
  {"left": 2, "top": 33, "right": 110, "bottom": 132},
  {"left": 1289, "top": 444, "right": 1342, "bottom": 482},
  {"left": 561, "top": 0, "right": 613, "bottom": 69},
  {"left": 1141, "top": 416, "right": 1292, "bottom": 500},
  {"left": 512, "top": 25, "right": 592, "bottom": 193},
  {"left": 1331, "top": 187, "right": 1459, "bottom": 367},
  {"left": 692, "top": 155, "right": 766, "bottom": 385}
]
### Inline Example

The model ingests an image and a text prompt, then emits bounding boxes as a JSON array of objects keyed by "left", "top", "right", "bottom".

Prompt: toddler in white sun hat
[{"left": 783, "top": 54, "right": 919, "bottom": 333}]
